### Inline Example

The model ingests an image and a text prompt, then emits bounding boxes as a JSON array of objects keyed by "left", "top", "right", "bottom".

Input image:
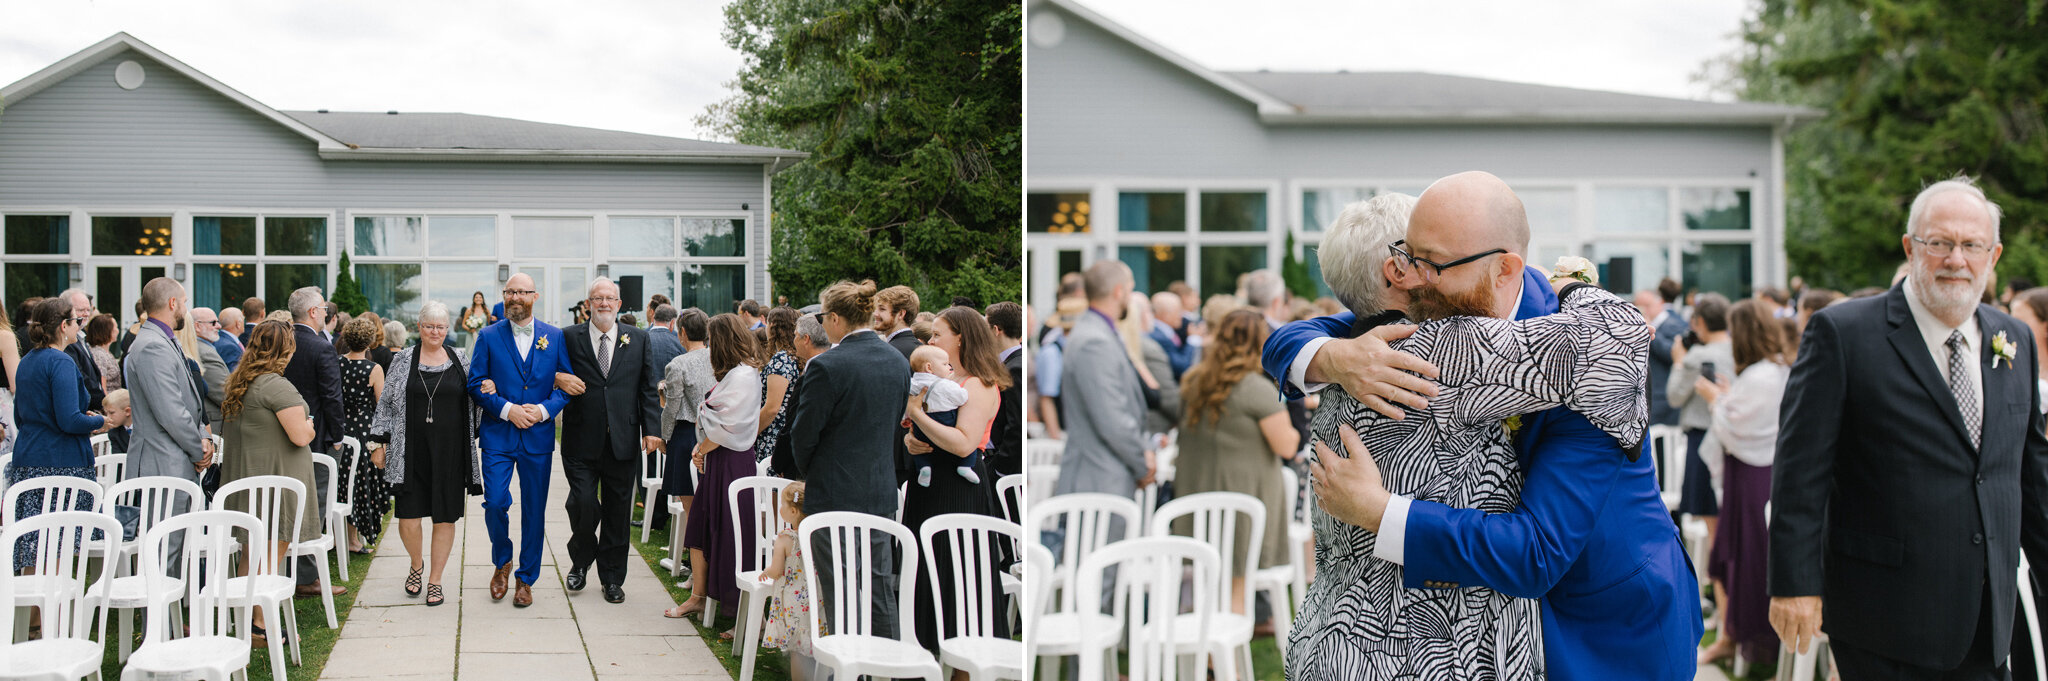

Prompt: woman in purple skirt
[
  {"left": 1695, "top": 298, "right": 1790, "bottom": 665},
  {"left": 670, "top": 313, "right": 762, "bottom": 626}
]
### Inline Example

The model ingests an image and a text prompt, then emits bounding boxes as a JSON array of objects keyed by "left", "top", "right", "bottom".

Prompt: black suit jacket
[
  {"left": 789, "top": 330, "right": 912, "bottom": 517},
  {"left": 66, "top": 340, "right": 105, "bottom": 412},
  {"left": 885, "top": 328, "right": 922, "bottom": 478},
  {"left": 282, "top": 324, "right": 345, "bottom": 452},
  {"left": 1771, "top": 284, "right": 2048, "bottom": 668},
  {"left": 990, "top": 347, "right": 1024, "bottom": 476},
  {"left": 559, "top": 323, "right": 662, "bottom": 462},
  {"left": 887, "top": 328, "right": 921, "bottom": 360}
]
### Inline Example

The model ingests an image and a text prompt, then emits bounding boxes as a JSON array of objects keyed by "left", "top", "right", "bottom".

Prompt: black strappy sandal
[
  {"left": 405, "top": 567, "right": 423, "bottom": 597},
  {"left": 425, "top": 584, "right": 445, "bottom": 606}
]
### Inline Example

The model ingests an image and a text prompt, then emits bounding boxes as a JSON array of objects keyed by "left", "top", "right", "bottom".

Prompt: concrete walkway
[{"left": 318, "top": 461, "right": 728, "bottom": 681}]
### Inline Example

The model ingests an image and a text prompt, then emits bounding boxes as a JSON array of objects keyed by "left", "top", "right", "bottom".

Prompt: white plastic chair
[
  {"left": 1023, "top": 543, "right": 1055, "bottom": 681},
  {"left": 1149, "top": 492, "right": 1264, "bottom": 681},
  {"left": 799, "top": 511, "right": 942, "bottom": 681},
  {"left": 1028, "top": 493, "right": 1140, "bottom": 680},
  {"left": 1073, "top": 536, "right": 1217, "bottom": 681},
  {"left": 1026, "top": 465, "right": 1060, "bottom": 510},
  {"left": 94, "top": 475, "right": 203, "bottom": 663},
  {"left": 209, "top": 475, "right": 308, "bottom": 681},
  {"left": 1251, "top": 468, "right": 1301, "bottom": 661},
  {"left": 639, "top": 450, "right": 667, "bottom": 543},
  {"left": 89, "top": 433, "right": 111, "bottom": 459},
  {"left": 996, "top": 474, "right": 1025, "bottom": 524},
  {"left": 0, "top": 511, "right": 122, "bottom": 680},
  {"left": 331, "top": 436, "right": 366, "bottom": 581},
  {"left": 756, "top": 457, "right": 772, "bottom": 477},
  {"left": 729, "top": 475, "right": 793, "bottom": 681},
  {"left": 124, "top": 510, "right": 258, "bottom": 681},
  {"left": 921, "top": 514, "right": 1025, "bottom": 681},
  {"left": 1649, "top": 424, "right": 1686, "bottom": 511},
  {"left": 293, "top": 454, "right": 343, "bottom": 628},
  {"left": 660, "top": 463, "right": 703, "bottom": 579},
  {"left": 1027, "top": 438, "right": 1063, "bottom": 468},
  {"left": 2022, "top": 555, "right": 2047, "bottom": 681},
  {"left": 0, "top": 452, "right": 11, "bottom": 503},
  {"left": 3, "top": 475, "right": 108, "bottom": 643},
  {"left": 93, "top": 453, "right": 127, "bottom": 488}
]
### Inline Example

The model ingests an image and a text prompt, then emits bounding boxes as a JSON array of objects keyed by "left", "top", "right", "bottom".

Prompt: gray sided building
[
  {"left": 0, "top": 33, "right": 802, "bottom": 342},
  {"left": 1026, "top": 0, "right": 1819, "bottom": 314}
]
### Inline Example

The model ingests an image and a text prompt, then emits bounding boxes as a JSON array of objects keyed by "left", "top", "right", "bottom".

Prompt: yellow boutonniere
[
  {"left": 1503, "top": 414, "right": 1524, "bottom": 436},
  {"left": 535, "top": 336, "right": 549, "bottom": 351},
  {"left": 620, "top": 334, "right": 631, "bottom": 346},
  {"left": 1993, "top": 330, "right": 2016, "bottom": 369},
  {"left": 1550, "top": 256, "right": 1598, "bottom": 287}
]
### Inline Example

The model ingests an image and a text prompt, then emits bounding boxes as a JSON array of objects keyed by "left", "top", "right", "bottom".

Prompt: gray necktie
[
  {"left": 1947, "top": 330, "right": 1981, "bottom": 449},
  {"left": 597, "top": 331, "right": 612, "bottom": 377}
]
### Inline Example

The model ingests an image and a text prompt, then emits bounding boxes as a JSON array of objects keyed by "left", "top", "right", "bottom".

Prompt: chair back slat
[
  {"left": 921, "top": 513, "right": 1021, "bottom": 641},
  {"left": 1075, "top": 536, "right": 1215, "bottom": 681},
  {"left": 211, "top": 475, "right": 306, "bottom": 579},
  {"left": 1, "top": 511, "right": 121, "bottom": 640},
  {"left": 142, "top": 510, "right": 264, "bottom": 644},
  {"left": 1028, "top": 493, "right": 1140, "bottom": 611},
  {"left": 95, "top": 453, "right": 128, "bottom": 487},
  {"left": 800, "top": 511, "right": 920, "bottom": 643},
  {"left": 2, "top": 475, "right": 103, "bottom": 524},
  {"left": 728, "top": 476, "right": 791, "bottom": 575},
  {"left": 1151, "top": 492, "right": 1265, "bottom": 618}
]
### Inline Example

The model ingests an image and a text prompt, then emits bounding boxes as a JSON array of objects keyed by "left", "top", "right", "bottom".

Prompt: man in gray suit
[
  {"left": 124, "top": 277, "right": 215, "bottom": 574},
  {"left": 1054, "top": 260, "right": 1156, "bottom": 498}
]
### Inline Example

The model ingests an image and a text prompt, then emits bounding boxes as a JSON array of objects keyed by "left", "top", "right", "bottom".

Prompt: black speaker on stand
[{"left": 618, "top": 275, "right": 644, "bottom": 313}]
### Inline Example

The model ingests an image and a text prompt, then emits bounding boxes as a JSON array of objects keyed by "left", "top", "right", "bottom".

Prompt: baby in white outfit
[{"left": 907, "top": 345, "right": 979, "bottom": 487}]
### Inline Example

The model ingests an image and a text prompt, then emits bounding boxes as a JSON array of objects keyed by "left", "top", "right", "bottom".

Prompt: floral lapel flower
[
  {"left": 1550, "top": 256, "right": 1599, "bottom": 287},
  {"left": 620, "top": 333, "right": 631, "bottom": 347},
  {"left": 1503, "top": 414, "right": 1524, "bottom": 436},
  {"left": 1992, "top": 330, "right": 2016, "bottom": 369},
  {"left": 535, "top": 336, "right": 549, "bottom": 351}
]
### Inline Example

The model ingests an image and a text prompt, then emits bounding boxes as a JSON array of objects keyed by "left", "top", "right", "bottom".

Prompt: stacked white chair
[
  {"left": 1073, "top": 536, "right": 1216, "bottom": 681},
  {"left": 799, "top": 511, "right": 942, "bottom": 681},
  {"left": 294, "top": 453, "right": 345, "bottom": 628},
  {"left": 1251, "top": 467, "right": 1303, "bottom": 661},
  {"left": 93, "top": 453, "right": 127, "bottom": 489},
  {"left": 996, "top": 474, "right": 1025, "bottom": 524},
  {"left": 93, "top": 475, "right": 203, "bottom": 663},
  {"left": 332, "top": 436, "right": 368, "bottom": 581},
  {"left": 1648, "top": 424, "right": 1686, "bottom": 511},
  {"left": 1023, "top": 542, "right": 1055, "bottom": 681},
  {"left": 638, "top": 450, "right": 666, "bottom": 543},
  {"left": 89, "top": 433, "right": 111, "bottom": 459},
  {"left": 0, "top": 511, "right": 122, "bottom": 680},
  {"left": 4, "top": 475, "right": 107, "bottom": 643},
  {"left": 921, "top": 514, "right": 1025, "bottom": 681},
  {"left": 661, "top": 463, "right": 702, "bottom": 580},
  {"left": 1027, "top": 438, "right": 1063, "bottom": 468},
  {"left": 1026, "top": 465, "right": 1060, "bottom": 509},
  {"left": 123, "top": 510, "right": 258, "bottom": 681},
  {"left": 729, "top": 475, "right": 793, "bottom": 681},
  {"left": 1150, "top": 492, "right": 1263, "bottom": 681},
  {"left": 209, "top": 475, "right": 308, "bottom": 681},
  {"left": 2021, "top": 555, "right": 2047, "bottom": 681},
  {"left": 1029, "top": 493, "right": 1140, "bottom": 681}
]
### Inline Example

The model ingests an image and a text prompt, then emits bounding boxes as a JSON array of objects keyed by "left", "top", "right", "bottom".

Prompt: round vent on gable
[
  {"left": 1029, "top": 11, "right": 1065, "bottom": 48},
  {"left": 115, "top": 61, "right": 145, "bottom": 90}
]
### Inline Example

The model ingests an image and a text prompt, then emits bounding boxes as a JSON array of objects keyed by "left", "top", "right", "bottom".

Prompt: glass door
[
  {"left": 514, "top": 263, "right": 589, "bottom": 328},
  {"left": 89, "top": 260, "right": 172, "bottom": 322}
]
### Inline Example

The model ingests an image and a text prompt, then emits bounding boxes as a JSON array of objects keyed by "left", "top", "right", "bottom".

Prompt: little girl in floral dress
[{"left": 761, "top": 482, "right": 821, "bottom": 680}]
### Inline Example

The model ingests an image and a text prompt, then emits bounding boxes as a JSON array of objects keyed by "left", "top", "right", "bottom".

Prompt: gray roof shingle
[
  {"left": 1227, "top": 71, "right": 1819, "bottom": 124},
  {"left": 282, "top": 110, "right": 799, "bottom": 156}
]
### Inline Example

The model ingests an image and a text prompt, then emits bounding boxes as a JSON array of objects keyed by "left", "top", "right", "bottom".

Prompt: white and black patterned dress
[{"left": 1284, "top": 284, "right": 1650, "bottom": 681}]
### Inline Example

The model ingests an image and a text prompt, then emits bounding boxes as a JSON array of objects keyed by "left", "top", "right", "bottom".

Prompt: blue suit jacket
[{"left": 467, "top": 320, "right": 573, "bottom": 454}]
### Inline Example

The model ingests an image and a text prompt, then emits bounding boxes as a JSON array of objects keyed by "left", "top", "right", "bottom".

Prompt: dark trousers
[
  {"left": 1832, "top": 585, "right": 2009, "bottom": 680},
  {"left": 811, "top": 529, "right": 901, "bottom": 640},
  {"left": 563, "top": 452, "right": 636, "bottom": 586}
]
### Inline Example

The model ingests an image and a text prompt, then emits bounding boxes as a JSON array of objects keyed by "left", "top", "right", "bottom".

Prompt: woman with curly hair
[
  {"left": 219, "top": 319, "right": 319, "bottom": 638},
  {"left": 1171, "top": 308, "right": 1297, "bottom": 617},
  {"left": 752, "top": 306, "right": 802, "bottom": 469}
]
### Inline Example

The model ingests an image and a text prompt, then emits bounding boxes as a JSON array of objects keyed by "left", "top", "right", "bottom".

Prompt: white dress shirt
[
  {"left": 1904, "top": 278, "right": 1983, "bottom": 413},
  {"left": 589, "top": 323, "right": 618, "bottom": 365}
]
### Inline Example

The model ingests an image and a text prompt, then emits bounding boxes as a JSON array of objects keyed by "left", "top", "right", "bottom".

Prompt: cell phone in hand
[{"left": 1701, "top": 362, "right": 1718, "bottom": 383}]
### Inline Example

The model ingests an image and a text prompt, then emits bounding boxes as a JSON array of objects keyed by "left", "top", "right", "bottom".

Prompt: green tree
[
  {"left": 1281, "top": 232, "right": 1317, "bottom": 301},
  {"left": 700, "top": 0, "right": 1021, "bottom": 307},
  {"left": 331, "top": 251, "right": 371, "bottom": 315},
  {"left": 1700, "top": 0, "right": 2048, "bottom": 292}
]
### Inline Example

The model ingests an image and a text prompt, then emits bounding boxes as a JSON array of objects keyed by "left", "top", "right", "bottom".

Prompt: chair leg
[
  {"left": 640, "top": 486, "right": 656, "bottom": 544},
  {"left": 1271, "top": 586, "right": 1293, "bottom": 664},
  {"left": 316, "top": 552, "right": 339, "bottom": 628},
  {"left": 739, "top": 591, "right": 767, "bottom": 681},
  {"left": 118, "top": 606, "right": 135, "bottom": 662},
  {"left": 333, "top": 516, "right": 351, "bottom": 581},
  {"left": 263, "top": 603, "right": 288, "bottom": 681},
  {"left": 705, "top": 597, "right": 720, "bottom": 625}
]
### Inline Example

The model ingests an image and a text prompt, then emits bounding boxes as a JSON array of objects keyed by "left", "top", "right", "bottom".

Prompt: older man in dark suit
[
  {"left": 1772, "top": 177, "right": 2048, "bottom": 679},
  {"left": 58, "top": 289, "right": 105, "bottom": 412},
  {"left": 281, "top": 286, "right": 347, "bottom": 598},
  {"left": 788, "top": 280, "right": 913, "bottom": 636},
  {"left": 557, "top": 278, "right": 663, "bottom": 603}
]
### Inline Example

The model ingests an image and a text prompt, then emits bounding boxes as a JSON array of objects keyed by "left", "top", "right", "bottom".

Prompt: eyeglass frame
[
  {"left": 1909, "top": 235, "right": 1995, "bottom": 259},
  {"left": 1387, "top": 240, "right": 1509, "bottom": 279}
]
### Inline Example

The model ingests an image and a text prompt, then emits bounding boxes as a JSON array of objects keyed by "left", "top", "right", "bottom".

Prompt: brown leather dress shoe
[
  {"left": 513, "top": 581, "right": 533, "bottom": 608},
  {"left": 490, "top": 564, "right": 513, "bottom": 601},
  {"left": 295, "top": 584, "right": 346, "bottom": 599}
]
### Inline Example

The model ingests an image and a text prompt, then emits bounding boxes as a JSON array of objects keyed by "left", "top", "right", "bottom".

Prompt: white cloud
[
  {"left": 0, "top": 0, "right": 747, "bottom": 140},
  {"left": 1072, "top": 0, "right": 1749, "bottom": 100}
]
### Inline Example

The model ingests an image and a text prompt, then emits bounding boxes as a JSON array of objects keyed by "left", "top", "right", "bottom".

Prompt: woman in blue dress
[{"left": 10, "top": 297, "right": 109, "bottom": 568}]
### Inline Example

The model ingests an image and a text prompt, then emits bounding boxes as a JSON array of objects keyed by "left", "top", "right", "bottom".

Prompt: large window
[
  {"left": 1302, "top": 187, "right": 1375, "bottom": 233},
  {"left": 1683, "top": 242, "right": 1753, "bottom": 300},
  {"left": 677, "top": 264, "right": 747, "bottom": 313},
  {"left": 4, "top": 264, "right": 68, "bottom": 301},
  {"left": 1118, "top": 193, "right": 1182, "bottom": 233},
  {"left": 613, "top": 215, "right": 749, "bottom": 314},
  {"left": 426, "top": 216, "right": 495, "bottom": 257},
  {"left": 350, "top": 215, "right": 500, "bottom": 327},
  {"left": 1118, "top": 244, "right": 1186, "bottom": 298},
  {"left": 264, "top": 264, "right": 328, "bottom": 309},
  {"left": 355, "top": 217, "right": 425, "bottom": 257},
  {"left": 515, "top": 217, "right": 593, "bottom": 259},
  {"left": 1595, "top": 188, "right": 1667, "bottom": 234},
  {"left": 93, "top": 216, "right": 173, "bottom": 256},
  {"left": 193, "top": 217, "right": 256, "bottom": 256},
  {"left": 4, "top": 215, "right": 69, "bottom": 255},
  {"left": 611, "top": 217, "right": 677, "bottom": 258},
  {"left": 192, "top": 263, "right": 255, "bottom": 313},
  {"left": 1200, "top": 246, "right": 1266, "bottom": 304},
  {"left": 1682, "top": 189, "right": 1752, "bottom": 231},
  {"left": 1199, "top": 192, "right": 1265, "bottom": 232},
  {"left": 1029, "top": 193, "right": 1092, "bottom": 233},
  {"left": 681, "top": 219, "right": 745, "bottom": 258},
  {"left": 265, "top": 217, "right": 327, "bottom": 256}
]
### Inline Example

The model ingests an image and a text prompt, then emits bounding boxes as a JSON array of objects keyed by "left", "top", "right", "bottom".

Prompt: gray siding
[
  {"left": 1026, "top": 3, "right": 1773, "bottom": 182},
  {"left": 0, "top": 48, "right": 773, "bottom": 295}
]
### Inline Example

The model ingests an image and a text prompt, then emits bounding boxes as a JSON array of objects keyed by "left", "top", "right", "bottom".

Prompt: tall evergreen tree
[
  {"left": 699, "top": 0, "right": 1021, "bottom": 306},
  {"left": 331, "top": 251, "right": 371, "bottom": 316}
]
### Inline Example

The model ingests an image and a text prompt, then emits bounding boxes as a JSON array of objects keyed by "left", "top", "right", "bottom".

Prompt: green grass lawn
[
  {"left": 92, "top": 518, "right": 381, "bottom": 681},
  {"left": 632, "top": 516, "right": 793, "bottom": 681}
]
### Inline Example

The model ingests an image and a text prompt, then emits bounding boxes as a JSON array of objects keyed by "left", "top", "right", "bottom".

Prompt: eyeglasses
[
  {"left": 418, "top": 324, "right": 450, "bottom": 332},
  {"left": 66, "top": 317, "right": 87, "bottom": 327},
  {"left": 1910, "top": 235, "right": 1994, "bottom": 258},
  {"left": 588, "top": 296, "right": 621, "bottom": 303},
  {"left": 1387, "top": 240, "right": 1508, "bottom": 280},
  {"left": 501, "top": 289, "right": 536, "bottom": 296}
]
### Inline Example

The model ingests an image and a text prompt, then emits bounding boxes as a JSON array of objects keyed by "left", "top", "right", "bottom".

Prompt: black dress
[
  {"left": 901, "top": 448, "right": 1010, "bottom": 651},
  {"left": 340, "top": 358, "right": 391, "bottom": 541},
  {"left": 392, "top": 358, "right": 468, "bottom": 524}
]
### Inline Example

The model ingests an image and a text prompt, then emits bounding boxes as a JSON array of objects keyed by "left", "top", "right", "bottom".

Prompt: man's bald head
[
  {"left": 503, "top": 272, "right": 538, "bottom": 322},
  {"left": 1409, "top": 171, "right": 1530, "bottom": 258},
  {"left": 507, "top": 272, "right": 534, "bottom": 291}
]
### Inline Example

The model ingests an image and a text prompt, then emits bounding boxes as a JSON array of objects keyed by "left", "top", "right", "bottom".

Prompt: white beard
[{"left": 1911, "top": 261, "right": 1982, "bottom": 322}]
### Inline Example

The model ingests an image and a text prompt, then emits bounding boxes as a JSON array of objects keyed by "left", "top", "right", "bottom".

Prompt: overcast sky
[
  {"left": 0, "top": 0, "right": 744, "bottom": 141},
  {"left": 1072, "top": 0, "right": 1752, "bottom": 100}
]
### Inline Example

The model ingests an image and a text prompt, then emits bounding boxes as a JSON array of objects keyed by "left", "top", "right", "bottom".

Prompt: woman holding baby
[{"left": 900, "top": 305, "right": 1014, "bottom": 655}]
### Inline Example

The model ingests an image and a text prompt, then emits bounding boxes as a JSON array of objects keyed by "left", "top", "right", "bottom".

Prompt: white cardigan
[
  {"left": 1701, "top": 359, "right": 1789, "bottom": 478},
  {"left": 698, "top": 364, "right": 762, "bottom": 452}
]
